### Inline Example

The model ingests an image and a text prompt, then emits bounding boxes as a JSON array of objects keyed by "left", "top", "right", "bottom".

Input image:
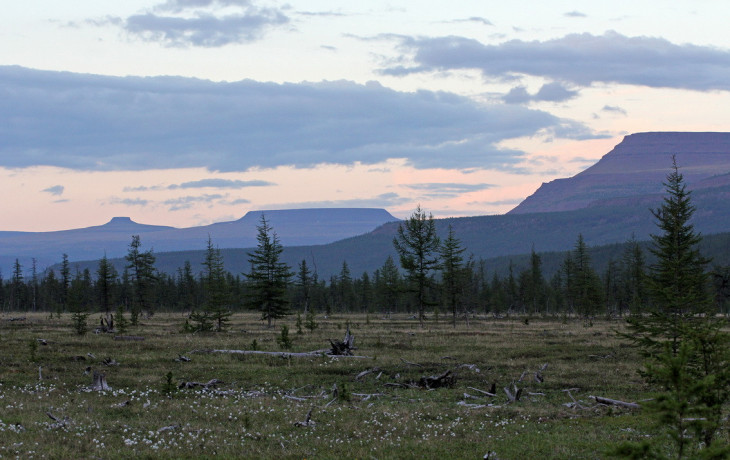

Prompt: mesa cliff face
[{"left": 509, "top": 132, "right": 730, "bottom": 214}]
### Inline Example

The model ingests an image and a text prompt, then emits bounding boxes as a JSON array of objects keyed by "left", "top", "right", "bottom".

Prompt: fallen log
[
  {"left": 590, "top": 395, "right": 640, "bottom": 410},
  {"left": 189, "top": 349, "right": 371, "bottom": 359},
  {"left": 179, "top": 378, "right": 223, "bottom": 390}
]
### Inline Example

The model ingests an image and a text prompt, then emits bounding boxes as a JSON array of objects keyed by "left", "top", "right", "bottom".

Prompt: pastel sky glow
[{"left": 2, "top": 1, "right": 730, "bottom": 231}]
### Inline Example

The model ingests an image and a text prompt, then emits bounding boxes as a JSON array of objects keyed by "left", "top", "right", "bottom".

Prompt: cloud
[
  {"left": 601, "top": 105, "right": 628, "bottom": 115},
  {"left": 382, "top": 31, "right": 730, "bottom": 91},
  {"left": 503, "top": 82, "right": 579, "bottom": 104},
  {"left": 109, "top": 198, "right": 149, "bottom": 206},
  {"left": 447, "top": 17, "right": 493, "bottom": 26},
  {"left": 0, "top": 66, "right": 601, "bottom": 172},
  {"left": 169, "top": 178, "right": 275, "bottom": 189},
  {"left": 164, "top": 194, "right": 224, "bottom": 210},
  {"left": 42, "top": 185, "right": 64, "bottom": 196},
  {"left": 269, "top": 192, "right": 410, "bottom": 210},
  {"left": 404, "top": 182, "right": 493, "bottom": 198},
  {"left": 109, "top": 0, "right": 289, "bottom": 47},
  {"left": 564, "top": 11, "right": 587, "bottom": 18}
]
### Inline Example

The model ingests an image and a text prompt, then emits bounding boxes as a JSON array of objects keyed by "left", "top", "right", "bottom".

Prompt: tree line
[
  {"left": 2, "top": 226, "right": 728, "bottom": 325},
  {"left": 2, "top": 191, "right": 730, "bottom": 326}
]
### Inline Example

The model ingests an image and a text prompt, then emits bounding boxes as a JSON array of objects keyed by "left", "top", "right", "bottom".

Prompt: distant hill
[
  {"left": 510, "top": 132, "right": 730, "bottom": 214},
  {"left": 0, "top": 208, "right": 399, "bottom": 275}
]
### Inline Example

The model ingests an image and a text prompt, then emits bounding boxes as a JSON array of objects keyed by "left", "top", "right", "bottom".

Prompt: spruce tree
[
  {"left": 244, "top": 216, "right": 292, "bottom": 327},
  {"left": 620, "top": 158, "right": 730, "bottom": 458}
]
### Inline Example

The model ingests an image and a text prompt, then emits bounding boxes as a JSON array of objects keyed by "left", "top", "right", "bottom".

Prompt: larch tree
[
  {"left": 439, "top": 224, "right": 467, "bottom": 327},
  {"left": 125, "top": 235, "right": 157, "bottom": 324},
  {"left": 393, "top": 205, "right": 441, "bottom": 327},
  {"left": 202, "top": 236, "right": 231, "bottom": 332}
]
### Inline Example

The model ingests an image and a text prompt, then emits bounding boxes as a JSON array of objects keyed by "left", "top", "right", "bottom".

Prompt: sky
[{"left": 2, "top": 1, "right": 730, "bottom": 231}]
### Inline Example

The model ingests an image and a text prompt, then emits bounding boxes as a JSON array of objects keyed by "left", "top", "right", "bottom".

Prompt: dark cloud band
[
  {"left": 383, "top": 31, "right": 730, "bottom": 91},
  {"left": 0, "top": 66, "right": 598, "bottom": 172}
]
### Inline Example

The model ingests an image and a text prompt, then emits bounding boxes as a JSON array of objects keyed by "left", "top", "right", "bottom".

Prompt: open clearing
[{"left": 0, "top": 312, "right": 700, "bottom": 458}]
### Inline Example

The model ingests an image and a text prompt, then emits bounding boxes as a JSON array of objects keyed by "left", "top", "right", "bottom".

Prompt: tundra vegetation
[{"left": 0, "top": 163, "right": 728, "bottom": 458}]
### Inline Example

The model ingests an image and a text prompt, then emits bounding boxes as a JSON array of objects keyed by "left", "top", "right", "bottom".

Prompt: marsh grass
[{"left": 0, "top": 312, "right": 712, "bottom": 458}]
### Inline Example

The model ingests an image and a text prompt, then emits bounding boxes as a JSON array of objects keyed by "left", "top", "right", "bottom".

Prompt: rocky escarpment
[{"left": 509, "top": 132, "right": 730, "bottom": 214}]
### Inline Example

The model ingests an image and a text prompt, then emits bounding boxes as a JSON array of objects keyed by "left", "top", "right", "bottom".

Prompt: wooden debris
[
  {"left": 46, "top": 411, "right": 69, "bottom": 429},
  {"left": 352, "top": 393, "right": 384, "bottom": 401},
  {"left": 179, "top": 378, "right": 223, "bottom": 390},
  {"left": 458, "top": 363, "right": 480, "bottom": 373},
  {"left": 467, "top": 386, "right": 497, "bottom": 397},
  {"left": 175, "top": 354, "right": 191, "bottom": 362},
  {"left": 328, "top": 326, "right": 356, "bottom": 356},
  {"left": 355, "top": 367, "right": 381, "bottom": 381},
  {"left": 418, "top": 370, "right": 455, "bottom": 389},
  {"left": 158, "top": 424, "right": 179, "bottom": 433},
  {"left": 38, "top": 366, "right": 43, "bottom": 381},
  {"left": 114, "top": 336, "right": 145, "bottom": 341},
  {"left": 6, "top": 316, "right": 27, "bottom": 322},
  {"left": 102, "top": 357, "right": 119, "bottom": 366},
  {"left": 284, "top": 395, "right": 308, "bottom": 402},
  {"left": 37, "top": 338, "right": 48, "bottom": 346},
  {"left": 113, "top": 400, "right": 131, "bottom": 408},
  {"left": 590, "top": 395, "right": 640, "bottom": 410},
  {"left": 400, "top": 358, "right": 423, "bottom": 367},
  {"left": 457, "top": 401, "right": 487, "bottom": 409},
  {"left": 503, "top": 384, "right": 522, "bottom": 403},
  {"left": 95, "top": 314, "right": 115, "bottom": 334},
  {"left": 189, "top": 349, "right": 370, "bottom": 359},
  {"left": 91, "top": 370, "right": 112, "bottom": 391},
  {"left": 293, "top": 408, "right": 316, "bottom": 427},
  {"left": 87, "top": 352, "right": 96, "bottom": 359}
]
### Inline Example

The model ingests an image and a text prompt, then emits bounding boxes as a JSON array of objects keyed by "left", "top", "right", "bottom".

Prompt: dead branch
[
  {"left": 46, "top": 411, "right": 69, "bottom": 429},
  {"left": 503, "top": 384, "right": 522, "bottom": 403},
  {"left": 590, "top": 395, "right": 640, "bottom": 410},
  {"left": 400, "top": 358, "right": 423, "bottom": 367},
  {"left": 355, "top": 367, "right": 381, "bottom": 381},
  {"left": 457, "top": 401, "right": 487, "bottom": 409},
  {"left": 102, "top": 357, "right": 119, "bottom": 366},
  {"left": 352, "top": 393, "right": 385, "bottom": 401},
  {"left": 158, "top": 424, "right": 179, "bottom": 433},
  {"left": 458, "top": 363, "right": 480, "bottom": 373},
  {"left": 467, "top": 386, "right": 497, "bottom": 397},
  {"left": 175, "top": 354, "right": 191, "bottom": 362},
  {"left": 293, "top": 408, "right": 316, "bottom": 427}
]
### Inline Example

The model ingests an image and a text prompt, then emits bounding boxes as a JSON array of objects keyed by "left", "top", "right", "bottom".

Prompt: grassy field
[{"left": 0, "top": 312, "right": 714, "bottom": 459}]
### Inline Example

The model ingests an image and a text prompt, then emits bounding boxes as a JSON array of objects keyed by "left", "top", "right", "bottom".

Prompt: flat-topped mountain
[
  {"left": 509, "top": 132, "right": 730, "bottom": 214},
  {"left": 0, "top": 208, "right": 398, "bottom": 274}
]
